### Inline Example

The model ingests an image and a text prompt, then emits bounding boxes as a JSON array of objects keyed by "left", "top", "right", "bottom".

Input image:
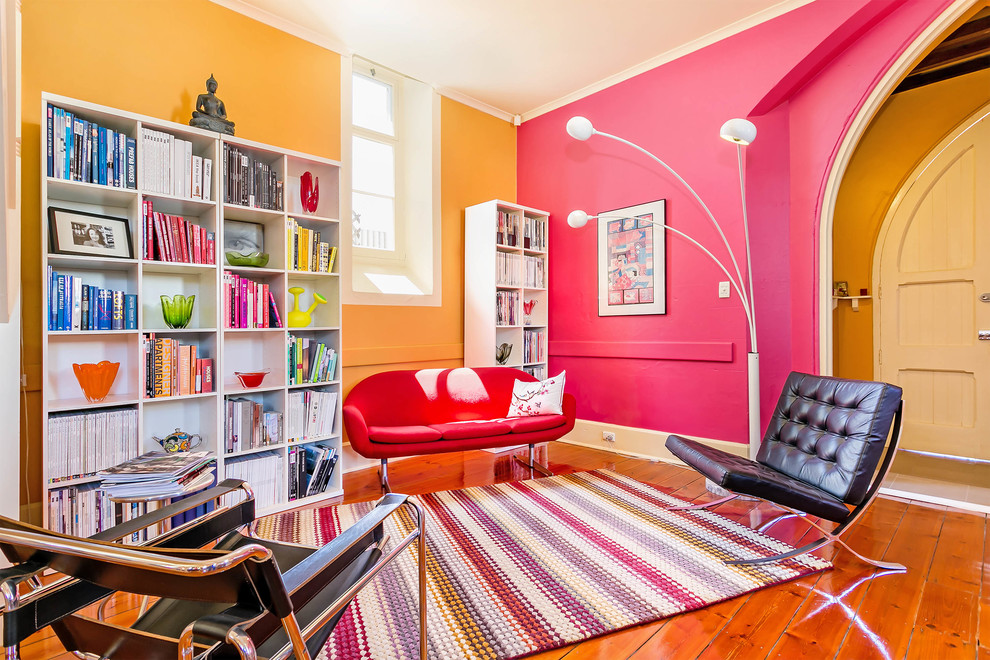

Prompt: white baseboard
[{"left": 557, "top": 419, "right": 748, "bottom": 465}]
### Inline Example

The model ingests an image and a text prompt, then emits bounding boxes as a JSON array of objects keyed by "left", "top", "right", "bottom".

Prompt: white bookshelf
[
  {"left": 41, "top": 93, "right": 344, "bottom": 531},
  {"left": 464, "top": 200, "right": 549, "bottom": 378}
]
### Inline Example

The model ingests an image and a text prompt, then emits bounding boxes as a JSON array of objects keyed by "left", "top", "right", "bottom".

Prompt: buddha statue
[{"left": 190, "top": 74, "right": 235, "bottom": 135}]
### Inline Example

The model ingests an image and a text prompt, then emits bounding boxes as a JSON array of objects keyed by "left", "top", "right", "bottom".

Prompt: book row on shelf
[
  {"left": 288, "top": 335, "right": 337, "bottom": 385},
  {"left": 523, "top": 365, "right": 547, "bottom": 380},
  {"left": 523, "top": 328, "right": 547, "bottom": 364},
  {"left": 140, "top": 127, "right": 213, "bottom": 200},
  {"left": 286, "top": 390, "right": 338, "bottom": 442},
  {"left": 223, "top": 143, "right": 283, "bottom": 211},
  {"left": 494, "top": 211, "right": 547, "bottom": 251},
  {"left": 47, "top": 484, "right": 114, "bottom": 537},
  {"left": 287, "top": 218, "right": 337, "bottom": 272},
  {"left": 496, "top": 251, "right": 523, "bottom": 287},
  {"left": 47, "top": 486, "right": 191, "bottom": 542},
  {"left": 289, "top": 443, "right": 338, "bottom": 501},
  {"left": 47, "top": 268, "right": 136, "bottom": 331},
  {"left": 524, "top": 255, "right": 546, "bottom": 288},
  {"left": 224, "top": 452, "right": 283, "bottom": 510},
  {"left": 524, "top": 216, "right": 547, "bottom": 252},
  {"left": 46, "top": 103, "right": 136, "bottom": 189},
  {"left": 496, "top": 290, "right": 520, "bottom": 326},
  {"left": 224, "top": 398, "right": 282, "bottom": 454},
  {"left": 495, "top": 210, "right": 521, "bottom": 247},
  {"left": 142, "top": 201, "right": 216, "bottom": 264},
  {"left": 47, "top": 408, "right": 139, "bottom": 483},
  {"left": 222, "top": 272, "right": 283, "bottom": 329},
  {"left": 143, "top": 335, "right": 215, "bottom": 398}
]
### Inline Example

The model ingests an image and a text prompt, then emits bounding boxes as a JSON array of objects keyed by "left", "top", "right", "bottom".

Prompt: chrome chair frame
[
  {"left": 1, "top": 486, "right": 428, "bottom": 660},
  {"left": 0, "top": 479, "right": 258, "bottom": 659},
  {"left": 669, "top": 402, "right": 905, "bottom": 572}
]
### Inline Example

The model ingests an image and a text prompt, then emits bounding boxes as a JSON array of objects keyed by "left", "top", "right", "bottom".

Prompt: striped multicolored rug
[{"left": 255, "top": 470, "right": 830, "bottom": 659}]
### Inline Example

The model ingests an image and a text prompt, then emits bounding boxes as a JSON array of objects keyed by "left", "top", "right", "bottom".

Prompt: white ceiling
[{"left": 213, "top": 0, "right": 812, "bottom": 121}]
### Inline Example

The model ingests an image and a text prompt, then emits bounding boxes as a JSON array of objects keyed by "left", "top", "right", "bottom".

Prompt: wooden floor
[{"left": 18, "top": 443, "right": 990, "bottom": 659}]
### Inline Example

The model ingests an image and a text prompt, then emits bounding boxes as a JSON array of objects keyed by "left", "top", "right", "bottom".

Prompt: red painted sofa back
[{"left": 345, "top": 367, "right": 538, "bottom": 427}]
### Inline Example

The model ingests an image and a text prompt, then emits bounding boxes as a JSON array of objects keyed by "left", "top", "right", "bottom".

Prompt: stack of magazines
[{"left": 98, "top": 451, "right": 216, "bottom": 499}]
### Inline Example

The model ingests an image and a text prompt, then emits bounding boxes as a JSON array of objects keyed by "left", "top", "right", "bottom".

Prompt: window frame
[
  {"left": 351, "top": 61, "right": 404, "bottom": 261},
  {"left": 340, "top": 55, "right": 442, "bottom": 307}
]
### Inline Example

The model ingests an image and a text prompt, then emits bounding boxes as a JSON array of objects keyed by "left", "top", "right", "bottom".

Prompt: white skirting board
[{"left": 556, "top": 418, "right": 749, "bottom": 464}]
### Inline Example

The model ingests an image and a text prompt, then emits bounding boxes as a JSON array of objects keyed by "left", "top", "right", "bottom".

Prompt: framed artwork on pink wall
[{"left": 597, "top": 199, "right": 665, "bottom": 316}]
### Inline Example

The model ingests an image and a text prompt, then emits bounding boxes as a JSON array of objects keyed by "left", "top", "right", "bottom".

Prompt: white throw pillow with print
[{"left": 508, "top": 371, "right": 566, "bottom": 417}]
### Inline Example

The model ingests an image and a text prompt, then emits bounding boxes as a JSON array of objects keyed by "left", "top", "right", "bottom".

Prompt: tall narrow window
[
  {"left": 352, "top": 66, "right": 399, "bottom": 254},
  {"left": 343, "top": 56, "right": 440, "bottom": 304}
]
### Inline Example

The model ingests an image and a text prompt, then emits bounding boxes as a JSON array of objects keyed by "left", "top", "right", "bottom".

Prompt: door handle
[{"left": 980, "top": 330, "right": 990, "bottom": 340}]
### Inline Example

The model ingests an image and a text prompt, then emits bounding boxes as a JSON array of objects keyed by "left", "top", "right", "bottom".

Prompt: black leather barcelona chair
[
  {"left": 665, "top": 371, "right": 904, "bottom": 571},
  {"left": 0, "top": 479, "right": 427, "bottom": 660}
]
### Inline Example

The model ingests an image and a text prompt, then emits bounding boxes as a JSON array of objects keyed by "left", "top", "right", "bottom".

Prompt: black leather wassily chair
[
  {"left": 0, "top": 479, "right": 427, "bottom": 660},
  {"left": 665, "top": 371, "right": 904, "bottom": 571}
]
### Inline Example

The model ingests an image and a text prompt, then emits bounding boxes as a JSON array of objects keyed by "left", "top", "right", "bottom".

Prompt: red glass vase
[{"left": 300, "top": 171, "right": 320, "bottom": 213}]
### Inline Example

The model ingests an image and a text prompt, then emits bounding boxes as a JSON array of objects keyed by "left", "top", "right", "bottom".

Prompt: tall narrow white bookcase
[
  {"left": 464, "top": 200, "right": 549, "bottom": 378},
  {"left": 41, "top": 93, "right": 344, "bottom": 532}
]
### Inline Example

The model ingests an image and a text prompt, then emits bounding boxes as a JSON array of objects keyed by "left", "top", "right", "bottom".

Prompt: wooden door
[{"left": 876, "top": 108, "right": 990, "bottom": 460}]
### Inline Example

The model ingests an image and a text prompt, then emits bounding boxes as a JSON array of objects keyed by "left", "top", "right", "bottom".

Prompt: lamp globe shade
[
  {"left": 567, "top": 210, "right": 590, "bottom": 228},
  {"left": 566, "top": 116, "right": 595, "bottom": 141},
  {"left": 720, "top": 118, "right": 757, "bottom": 145}
]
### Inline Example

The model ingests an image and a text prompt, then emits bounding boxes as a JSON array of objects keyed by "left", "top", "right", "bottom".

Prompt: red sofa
[{"left": 343, "top": 367, "right": 576, "bottom": 489}]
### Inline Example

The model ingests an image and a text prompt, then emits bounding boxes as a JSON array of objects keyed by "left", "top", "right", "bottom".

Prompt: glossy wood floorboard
[{"left": 18, "top": 443, "right": 990, "bottom": 659}]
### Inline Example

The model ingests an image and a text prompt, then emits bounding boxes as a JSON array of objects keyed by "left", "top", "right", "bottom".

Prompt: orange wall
[
  {"left": 20, "top": 0, "right": 516, "bottom": 516},
  {"left": 833, "top": 68, "right": 990, "bottom": 380},
  {"left": 341, "top": 96, "right": 517, "bottom": 393}
]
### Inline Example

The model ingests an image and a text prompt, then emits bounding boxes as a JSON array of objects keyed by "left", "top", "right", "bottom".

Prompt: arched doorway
[{"left": 821, "top": 0, "right": 990, "bottom": 508}]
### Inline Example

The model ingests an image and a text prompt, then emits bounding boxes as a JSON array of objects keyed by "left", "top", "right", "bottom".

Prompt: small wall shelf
[{"left": 832, "top": 295, "right": 871, "bottom": 311}]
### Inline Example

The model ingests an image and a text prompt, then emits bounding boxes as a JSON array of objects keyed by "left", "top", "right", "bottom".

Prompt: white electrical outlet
[
  {"left": 718, "top": 281, "right": 731, "bottom": 298},
  {"left": 602, "top": 431, "right": 616, "bottom": 443}
]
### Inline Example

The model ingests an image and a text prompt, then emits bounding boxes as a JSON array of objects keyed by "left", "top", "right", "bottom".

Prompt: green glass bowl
[
  {"left": 161, "top": 294, "right": 195, "bottom": 329},
  {"left": 225, "top": 251, "right": 270, "bottom": 267}
]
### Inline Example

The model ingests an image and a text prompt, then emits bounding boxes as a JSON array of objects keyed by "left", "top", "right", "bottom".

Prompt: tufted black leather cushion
[
  {"left": 756, "top": 372, "right": 902, "bottom": 506},
  {"left": 665, "top": 435, "right": 852, "bottom": 522}
]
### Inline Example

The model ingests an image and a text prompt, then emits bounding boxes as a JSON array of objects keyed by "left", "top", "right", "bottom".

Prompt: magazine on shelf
[{"left": 98, "top": 451, "right": 214, "bottom": 482}]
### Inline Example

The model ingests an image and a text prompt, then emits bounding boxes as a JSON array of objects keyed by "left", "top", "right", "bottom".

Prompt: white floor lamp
[{"left": 565, "top": 116, "right": 762, "bottom": 459}]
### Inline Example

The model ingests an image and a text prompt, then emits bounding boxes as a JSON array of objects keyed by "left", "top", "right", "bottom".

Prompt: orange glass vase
[{"left": 72, "top": 361, "right": 120, "bottom": 402}]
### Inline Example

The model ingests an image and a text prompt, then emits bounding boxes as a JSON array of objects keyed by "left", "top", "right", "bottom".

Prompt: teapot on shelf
[{"left": 153, "top": 428, "right": 203, "bottom": 454}]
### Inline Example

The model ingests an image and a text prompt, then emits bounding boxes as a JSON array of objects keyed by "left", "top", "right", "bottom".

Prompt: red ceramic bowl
[{"left": 235, "top": 370, "right": 269, "bottom": 388}]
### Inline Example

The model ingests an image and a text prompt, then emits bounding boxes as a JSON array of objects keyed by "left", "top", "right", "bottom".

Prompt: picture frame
[
  {"left": 833, "top": 281, "right": 849, "bottom": 297},
  {"left": 598, "top": 199, "right": 666, "bottom": 316},
  {"left": 224, "top": 219, "right": 265, "bottom": 254},
  {"left": 48, "top": 207, "right": 133, "bottom": 259}
]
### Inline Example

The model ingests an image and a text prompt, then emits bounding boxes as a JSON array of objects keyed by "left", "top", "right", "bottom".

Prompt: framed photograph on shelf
[
  {"left": 598, "top": 199, "right": 665, "bottom": 316},
  {"left": 48, "top": 207, "right": 133, "bottom": 259},
  {"left": 224, "top": 219, "right": 265, "bottom": 255}
]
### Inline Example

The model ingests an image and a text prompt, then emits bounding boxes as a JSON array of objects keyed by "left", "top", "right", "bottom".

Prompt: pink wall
[{"left": 517, "top": 0, "right": 954, "bottom": 443}]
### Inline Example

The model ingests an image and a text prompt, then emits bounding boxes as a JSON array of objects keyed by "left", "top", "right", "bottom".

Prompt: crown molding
[
  {"left": 208, "top": 0, "right": 350, "bottom": 54},
  {"left": 437, "top": 87, "right": 514, "bottom": 123}
]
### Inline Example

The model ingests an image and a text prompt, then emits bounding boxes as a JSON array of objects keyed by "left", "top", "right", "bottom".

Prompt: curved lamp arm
[
  {"left": 591, "top": 130, "right": 750, "bottom": 317},
  {"left": 571, "top": 212, "right": 755, "bottom": 352}
]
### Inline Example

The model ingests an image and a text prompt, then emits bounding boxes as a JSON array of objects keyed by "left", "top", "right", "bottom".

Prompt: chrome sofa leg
[
  {"left": 380, "top": 458, "right": 392, "bottom": 493},
  {"left": 513, "top": 444, "right": 553, "bottom": 477}
]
